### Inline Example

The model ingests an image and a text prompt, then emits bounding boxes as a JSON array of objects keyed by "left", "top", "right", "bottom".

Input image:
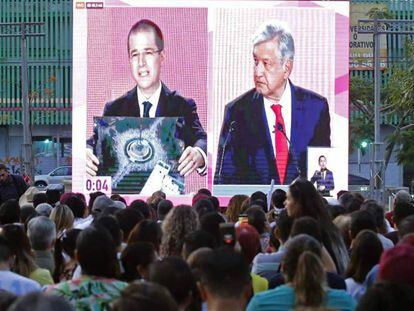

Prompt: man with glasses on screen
[
  {"left": 215, "top": 20, "right": 331, "bottom": 185},
  {"left": 86, "top": 19, "right": 207, "bottom": 177}
]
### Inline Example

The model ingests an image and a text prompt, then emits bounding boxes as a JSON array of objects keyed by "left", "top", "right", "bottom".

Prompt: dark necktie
[
  {"left": 142, "top": 101, "right": 152, "bottom": 117},
  {"left": 271, "top": 104, "right": 289, "bottom": 184}
]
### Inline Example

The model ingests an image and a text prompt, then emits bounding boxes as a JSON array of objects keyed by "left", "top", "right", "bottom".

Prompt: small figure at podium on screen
[{"left": 310, "top": 155, "right": 334, "bottom": 197}]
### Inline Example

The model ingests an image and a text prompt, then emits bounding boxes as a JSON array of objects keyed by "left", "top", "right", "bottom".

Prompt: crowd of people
[{"left": 1, "top": 168, "right": 414, "bottom": 310}]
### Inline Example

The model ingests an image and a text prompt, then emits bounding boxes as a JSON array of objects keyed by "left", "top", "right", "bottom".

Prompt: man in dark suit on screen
[
  {"left": 87, "top": 19, "right": 207, "bottom": 177},
  {"left": 215, "top": 20, "right": 330, "bottom": 185},
  {"left": 310, "top": 155, "right": 335, "bottom": 196}
]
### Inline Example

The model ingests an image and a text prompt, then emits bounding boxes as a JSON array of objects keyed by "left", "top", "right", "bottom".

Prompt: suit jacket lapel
[
  {"left": 127, "top": 86, "right": 140, "bottom": 117},
  {"left": 155, "top": 83, "right": 171, "bottom": 117}
]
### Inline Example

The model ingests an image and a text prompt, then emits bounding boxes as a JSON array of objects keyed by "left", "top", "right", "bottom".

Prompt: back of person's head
[
  {"left": 160, "top": 205, "right": 199, "bottom": 257},
  {"left": 350, "top": 210, "right": 377, "bottom": 239},
  {"left": 207, "top": 196, "right": 220, "bottom": 213},
  {"left": 192, "top": 192, "right": 209, "bottom": 207},
  {"left": 197, "top": 248, "right": 251, "bottom": 300},
  {"left": 282, "top": 234, "right": 325, "bottom": 308},
  {"left": 394, "top": 190, "right": 412, "bottom": 206},
  {"left": 226, "top": 194, "right": 249, "bottom": 222},
  {"left": 236, "top": 224, "right": 261, "bottom": 264},
  {"left": 197, "top": 188, "right": 212, "bottom": 197},
  {"left": 194, "top": 198, "right": 215, "bottom": 219},
  {"left": 182, "top": 230, "right": 216, "bottom": 259},
  {"left": 393, "top": 202, "right": 414, "bottom": 228},
  {"left": 149, "top": 257, "right": 197, "bottom": 308},
  {"left": 112, "top": 281, "right": 177, "bottom": 311},
  {"left": 35, "top": 203, "right": 53, "bottom": 217},
  {"left": 339, "top": 192, "right": 363, "bottom": 213},
  {"left": 287, "top": 178, "right": 330, "bottom": 226},
  {"left": 91, "top": 195, "right": 117, "bottom": 217},
  {"left": 0, "top": 290, "right": 17, "bottom": 310},
  {"left": 45, "top": 185, "right": 64, "bottom": 206},
  {"left": 345, "top": 230, "right": 383, "bottom": 283},
  {"left": 53, "top": 228, "right": 81, "bottom": 282},
  {"left": 251, "top": 191, "right": 267, "bottom": 205},
  {"left": 250, "top": 200, "right": 267, "bottom": 213},
  {"left": 32, "top": 193, "right": 48, "bottom": 208},
  {"left": 246, "top": 206, "right": 267, "bottom": 234},
  {"left": 87, "top": 191, "right": 105, "bottom": 214},
  {"left": 111, "top": 194, "right": 127, "bottom": 205},
  {"left": 76, "top": 225, "right": 117, "bottom": 278},
  {"left": 27, "top": 216, "right": 56, "bottom": 251},
  {"left": 199, "top": 212, "right": 225, "bottom": 245},
  {"left": 20, "top": 205, "right": 37, "bottom": 224},
  {"left": 327, "top": 204, "right": 346, "bottom": 219},
  {"left": 0, "top": 199, "right": 20, "bottom": 224},
  {"left": 0, "top": 235, "right": 12, "bottom": 264},
  {"left": 271, "top": 189, "right": 287, "bottom": 210},
  {"left": 275, "top": 209, "right": 294, "bottom": 244},
  {"left": 361, "top": 200, "right": 386, "bottom": 232},
  {"left": 8, "top": 292, "right": 74, "bottom": 311},
  {"left": 356, "top": 281, "right": 414, "bottom": 311},
  {"left": 378, "top": 242, "right": 414, "bottom": 287},
  {"left": 128, "top": 219, "right": 162, "bottom": 252},
  {"left": 115, "top": 208, "right": 144, "bottom": 243},
  {"left": 157, "top": 199, "right": 173, "bottom": 221},
  {"left": 49, "top": 204, "right": 74, "bottom": 234},
  {"left": 65, "top": 195, "right": 86, "bottom": 218},
  {"left": 93, "top": 215, "right": 122, "bottom": 248},
  {"left": 130, "top": 199, "right": 150, "bottom": 219},
  {"left": 290, "top": 216, "right": 322, "bottom": 242},
  {"left": 398, "top": 214, "right": 414, "bottom": 238},
  {"left": 333, "top": 214, "right": 352, "bottom": 249},
  {"left": 121, "top": 242, "right": 156, "bottom": 282}
]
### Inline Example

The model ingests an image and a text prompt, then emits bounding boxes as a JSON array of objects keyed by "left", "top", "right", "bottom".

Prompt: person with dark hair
[
  {"left": 160, "top": 205, "right": 198, "bottom": 257},
  {"left": 338, "top": 192, "right": 363, "bottom": 214},
  {"left": 27, "top": 216, "right": 57, "bottom": 275},
  {"left": 328, "top": 204, "right": 346, "bottom": 220},
  {"left": 33, "top": 193, "right": 48, "bottom": 208},
  {"left": 111, "top": 194, "right": 127, "bottom": 205},
  {"left": 247, "top": 235, "right": 356, "bottom": 310},
  {"left": 45, "top": 225, "right": 127, "bottom": 310},
  {"left": 182, "top": 230, "right": 216, "bottom": 259},
  {"left": 112, "top": 281, "right": 178, "bottom": 311},
  {"left": 20, "top": 205, "right": 37, "bottom": 224},
  {"left": 345, "top": 230, "right": 383, "bottom": 301},
  {"left": 93, "top": 216, "right": 123, "bottom": 250},
  {"left": 45, "top": 185, "right": 64, "bottom": 207},
  {"left": 120, "top": 242, "right": 157, "bottom": 282},
  {"left": 127, "top": 219, "right": 162, "bottom": 253},
  {"left": 0, "top": 224, "right": 53, "bottom": 286},
  {"left": 53, "top": 229, "right": 81, "bottom": 282},
  {"left": 398, "top": 214, "right": 414, "bottom": 238},
  {"left": 86, "top": 19, "right": 207, "bottom": 178},
  {"left": 0, "top": 199, "right": 20, "bottom": 225},
  {"left": 149, "top": 257, "right": 198, "bottom": 310},
  {"left": 356, "top": 281, "right": 414, "bottom": 311},
  {"left": 197, "top": 188, "right": 212, "bottom": 197},
  {"left": 8, "top": 292, "right": 74, "bottom": 311},
  {"left": 199, "top": 212, "right": 225, "bottom": 246},
  {"left": 271, "top": 189, "right": 286, "bottom": 210},
  {"left": 87, "top": 191, "right": 105, "bottom": 215},
  {"left": 0, "top": 164, "right": 28, "bottom": 205},
  {"left": 285, "top": 178, "right": 349, "bottom": 274},
  {"left": 0, "top": 290, "right": 17, "bottom": 310},
  {"left": 246, "top": 206, "right": 270, "bottom": 252},
  {"left": 115, "top": 208, "right": 144, "bottom": 244},
  {"left": 350, "top": 210, "right": 393, "bottom": 250},
  {"left": 385, "top": 202, "right": 414, "bottom": 244},
  {"left": 194, "top": 198, "right": 215, "bottom": 219},
  {"left": 207, "top": 195, "right": 220, "bottom": 213},
  {"left": 157, "top": 199, "right": 173, "bottom": 222},
  {"left": 129, "top": 199, "right": 151, "bottom": 219},
  {"left": 252, "top": 209, "right": 293, "bottom": 276},
  {"left": 197, "top": 248, "right": 252, "bottom": 311},
  {"left": 0, "top": 235, "right": 41, "bottom": 295},
  {"left": 360, "top": 200, "right": 388, "bottom": 234},
  {"left": 65, "top": 195, "right": 87, "bottom": 223}
]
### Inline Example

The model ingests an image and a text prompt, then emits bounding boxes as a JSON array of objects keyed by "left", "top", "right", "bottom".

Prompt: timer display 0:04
[{"left": 85, "top": 179, "right": 109, "bottom": 192}]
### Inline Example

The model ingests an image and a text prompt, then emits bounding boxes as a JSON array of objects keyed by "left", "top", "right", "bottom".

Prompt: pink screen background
[{"left": 86, "top": 8, "right": 208, "bottom": 194}]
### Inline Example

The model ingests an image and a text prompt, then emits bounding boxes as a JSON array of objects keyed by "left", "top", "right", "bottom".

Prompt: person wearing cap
[{"left": 0, "top": 164, "right": 28, "bottom": 206}]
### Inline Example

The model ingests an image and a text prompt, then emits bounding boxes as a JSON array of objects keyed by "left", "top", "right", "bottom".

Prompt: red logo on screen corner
[{"left": 76, "top": 2, "right": 85, "bottom": 9}]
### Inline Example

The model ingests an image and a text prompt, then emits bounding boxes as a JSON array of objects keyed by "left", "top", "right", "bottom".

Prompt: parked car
[{"left": 34, "top": 166, "right": 72, "bottom": 188}]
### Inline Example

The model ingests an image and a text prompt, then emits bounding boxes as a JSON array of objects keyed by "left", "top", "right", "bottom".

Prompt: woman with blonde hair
[
  {"left": 160, "top": 205, "right": 198, "bottom": 258},
  {"left": 247, "top": 234, "right": 356, "bottom": 310},
  {"left": 225, "top": 194, "right": 249, "bottom": 223},
  {"left": 50, "top": 204, "right": 74, "bottom": 235}
]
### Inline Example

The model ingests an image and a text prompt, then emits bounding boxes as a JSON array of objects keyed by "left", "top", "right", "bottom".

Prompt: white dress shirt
[
  {"left": 136, "top": 83, "right": 207, "bottom": 174},
  {"left": 263, "top": 80, "right": 292, "bottom": 155}
]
